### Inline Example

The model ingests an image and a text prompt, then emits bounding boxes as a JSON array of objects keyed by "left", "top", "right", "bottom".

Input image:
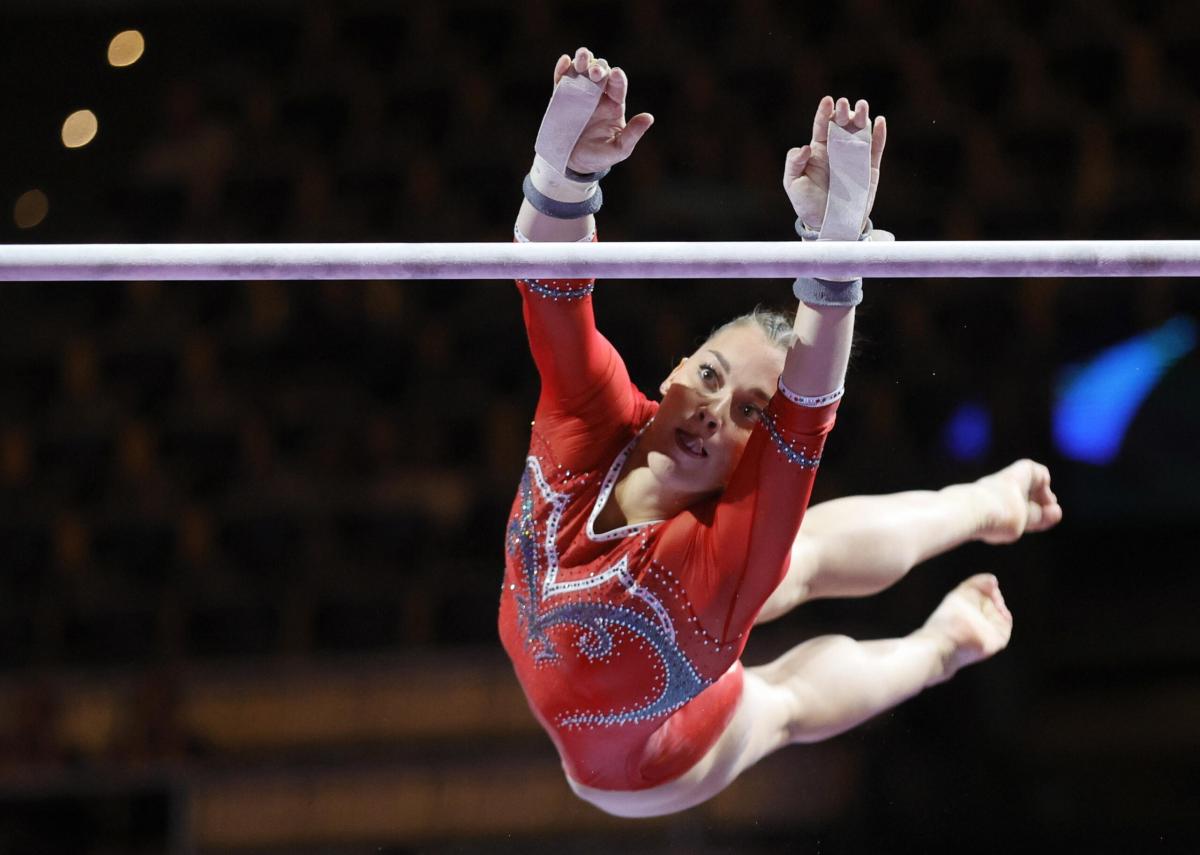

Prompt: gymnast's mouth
[{"left": 674, "top": 428, "right": 707, "bottom": 458}]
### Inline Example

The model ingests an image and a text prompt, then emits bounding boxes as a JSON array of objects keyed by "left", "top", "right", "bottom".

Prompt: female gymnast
[{"left": 499, "top": 47, "right": 1063, "bottom": 817}]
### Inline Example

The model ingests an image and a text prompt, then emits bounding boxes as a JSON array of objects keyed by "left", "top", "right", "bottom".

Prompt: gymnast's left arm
[
  {"left": 780, "top": 96, "right": 887, "bottom": 398},
  {"left": 689, "top": 97, "right": 890, "bottom": 636}
]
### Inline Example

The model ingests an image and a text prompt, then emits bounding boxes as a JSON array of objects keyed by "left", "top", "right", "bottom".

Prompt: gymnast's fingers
[
  {"left": 573, "top": 46, "right": 593, "bottom": 75},
  {"left": 587, "top": 55, "right": 611, "bottom": 86},
  {"left": 852, "top": 99, "right": 869, "bottom": 130},
  {"left": 810, "top": 95, "right": 834, "bottom": 145},
  {"left": 617, "top": 112, "right": 654, "bottom": 156},
  {"left": 871, "top": 115, "right": 888, "bottom": 168},
  {"left": 606, "top": 66, "right": 629, "bottom": 106},
  {"left": 553, "top": 54, "right": 572, "bottom": 86},
  {"left": 834, "top": 96, "right": 851, "bottom": 127},
  {"left": 783, "top": 145, "right": 812, "bottom": 188}
]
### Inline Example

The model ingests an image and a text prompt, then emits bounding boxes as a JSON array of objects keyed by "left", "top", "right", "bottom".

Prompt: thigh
[
  {"left": 754, "top": 535, "right": 821, "bottom": 624},
  {"left": 567, "top": 670, "right": 795, "bottom": 818}
]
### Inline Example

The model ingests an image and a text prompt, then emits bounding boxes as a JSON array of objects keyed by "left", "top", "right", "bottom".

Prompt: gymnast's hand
[
  {"left": 553, "top": 47, "right": 654, "bottom": 175},
  {"left": 783, "top": 97, "right": 887, "bottom": 230}
]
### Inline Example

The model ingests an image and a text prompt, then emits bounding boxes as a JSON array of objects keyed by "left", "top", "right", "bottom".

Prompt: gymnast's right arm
[{"left": 515, "top": 47, "right": 653, "bottom": 414}]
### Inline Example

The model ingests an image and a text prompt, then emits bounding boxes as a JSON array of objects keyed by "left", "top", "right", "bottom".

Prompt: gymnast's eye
[
  {"left": 740, "top": 403, "right": 762, "bottom": 422},
  {"left": 698, "top": 363, "right": 718, "bottom": 384}
]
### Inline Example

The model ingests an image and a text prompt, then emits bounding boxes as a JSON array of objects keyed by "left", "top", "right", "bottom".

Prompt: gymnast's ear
[{"left": 659, "top": 357, "right": 688, "bottom": 396}]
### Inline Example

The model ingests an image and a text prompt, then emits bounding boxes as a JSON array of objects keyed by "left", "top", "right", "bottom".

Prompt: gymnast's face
[{"left": 647, "top": 322, "right": 785, "bottom": 497}]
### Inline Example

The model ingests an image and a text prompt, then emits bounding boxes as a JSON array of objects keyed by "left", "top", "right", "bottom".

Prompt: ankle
[
  {"left": 910, "top": 627, "right": 957, "bottom": 686},
  {"left": 940, "top": 482, "right": 991, "bottom": 542}
]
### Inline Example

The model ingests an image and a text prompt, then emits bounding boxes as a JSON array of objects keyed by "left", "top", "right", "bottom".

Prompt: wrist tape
[
  {"left": 819, "top": 121, "right": 873, "bottom": 241},
  {"left": 525, "top": 71, "right": 609, "bottom": 218},
  {"left": 791, "top": 225, "right": 896, "bottom": 307},
  {"left": 534, "top": 71, "right": 605, "bottom": 175},
  {"left": 792, "top": 121, "right": 878, "bottom": 306}
]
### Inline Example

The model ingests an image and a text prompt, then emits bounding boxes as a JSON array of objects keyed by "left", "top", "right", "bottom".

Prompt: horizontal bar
[{"left": 2, "top": 241, "right": 1199, "bottom": 281}]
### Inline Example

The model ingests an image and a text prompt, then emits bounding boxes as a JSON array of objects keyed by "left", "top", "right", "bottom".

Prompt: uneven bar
[{"left": 2, "top": 240, "right": 1200, "bottom": 281}]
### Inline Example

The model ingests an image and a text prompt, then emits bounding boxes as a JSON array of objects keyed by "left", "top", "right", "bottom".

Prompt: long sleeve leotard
[{"left": 498, "top": 259, "right": 838, "bottom": 791}]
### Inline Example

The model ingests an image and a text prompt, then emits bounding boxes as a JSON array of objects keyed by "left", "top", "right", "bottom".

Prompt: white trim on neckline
[{"left": 586, "top": 425, "right": 662, "bottom": 542}]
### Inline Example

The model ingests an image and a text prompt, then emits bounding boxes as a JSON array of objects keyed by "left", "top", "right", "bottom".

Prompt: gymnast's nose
[{"left": 695, "top": 401, "right": 723, "bottom": 434}]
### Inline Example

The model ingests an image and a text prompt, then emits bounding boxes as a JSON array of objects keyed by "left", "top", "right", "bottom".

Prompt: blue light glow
[
  {"left": 943, "top": 401, "right": 992, "bottom": 461},
  {"left": 1053, "top": 315, "right": 1197, "bottom": 464}
]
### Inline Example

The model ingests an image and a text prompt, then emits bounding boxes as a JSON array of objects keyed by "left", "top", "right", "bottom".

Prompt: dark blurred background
[{"left": 1, "top": 0, "right": 1199, "bottom": 852}]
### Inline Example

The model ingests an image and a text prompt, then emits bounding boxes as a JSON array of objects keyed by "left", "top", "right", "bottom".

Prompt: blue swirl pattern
[{"left": 508, "top": 456, "right": 710, "bottom": 728}]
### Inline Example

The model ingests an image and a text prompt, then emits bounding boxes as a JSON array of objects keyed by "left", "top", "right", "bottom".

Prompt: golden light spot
[
  {"left": 14, "top": 189, "right": 49, "bottom": 228},
  {"left": 107, "top": 30, "right": 145, "bottom": 67},
  {"left": 119, "top": 421, "right": 156, "bottom": 479},
  {"left": 1, "top": 428, "right": 31, "bottom": 484},
  {"left": 180, "top": 507, "right": 212, "bottom": 562},
  {"left": 56, "top": 513, "right": 90, "bottom": 569},
  {"left": 62, "top": 109, "right": 99, "bottom": 148}
]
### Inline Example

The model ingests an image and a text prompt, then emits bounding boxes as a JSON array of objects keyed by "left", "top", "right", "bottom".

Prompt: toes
[
  {"left": 964, "top": 572, "right": 999, "bottom": 596},
  {"left": 982, "top": 591, "right": 1012, "bottom": 627},
  {"left": 958, "top": 573, "right": 1013, "bottom": 635},
  {"left": 972, "top": 573, "right": 1010, "bottom": 617}
]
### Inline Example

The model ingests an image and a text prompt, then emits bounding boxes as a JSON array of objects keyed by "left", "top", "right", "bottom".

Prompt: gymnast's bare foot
[
  {"left": 974, "top": 459, "right": 1063, "bottom": 545},
  {"left": 918, "top": 573, "right": 1013, "bottom": 683}
]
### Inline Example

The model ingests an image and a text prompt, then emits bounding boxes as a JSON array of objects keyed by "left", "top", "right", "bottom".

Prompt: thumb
[
  {"left": 617, "top": 113, "right": 654, "bottom": 156},
  {"left": 783, "top": 145, "right": 811, "bottom": 187}
]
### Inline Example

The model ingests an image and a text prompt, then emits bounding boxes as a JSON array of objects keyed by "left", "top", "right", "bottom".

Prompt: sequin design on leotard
[{"left": 508, "top": 454, "right": 708, "bottom": 729}]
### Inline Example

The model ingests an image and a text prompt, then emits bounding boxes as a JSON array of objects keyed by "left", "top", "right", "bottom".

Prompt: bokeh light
[
  {"left": 942, "top": 401, "right": 992, "bottom": 462},
  {"left": 13, "top": 189, "right": 50, "bottom": 228},
  {"left": 1054, "top": 315, "right": 1198, "bottom": 464},
  {"left": 107, "top": 29, "right": 145, "bottom": 67},
  {"left": 62, "top": 109, "right": 99, "bottom": 148}
]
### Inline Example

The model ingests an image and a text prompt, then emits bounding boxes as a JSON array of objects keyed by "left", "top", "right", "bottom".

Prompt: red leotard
[{"left": 498, "top": 267, "right": 837, "bottom": 792}]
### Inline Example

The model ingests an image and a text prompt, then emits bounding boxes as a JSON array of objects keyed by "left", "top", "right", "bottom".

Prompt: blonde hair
[{"left": 711, "top": 306, "right": 798, "bottom": 350}]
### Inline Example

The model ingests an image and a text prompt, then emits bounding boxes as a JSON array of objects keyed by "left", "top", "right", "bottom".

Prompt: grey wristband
[
  {"left": 522, "top": 174, "right": 604, "bottom": 219},
  {"left": 792, "top": 276, "right": 863, "bottom": 307},
  {"left": 791, "top": 216, "right": 873, "bottom": 306}
]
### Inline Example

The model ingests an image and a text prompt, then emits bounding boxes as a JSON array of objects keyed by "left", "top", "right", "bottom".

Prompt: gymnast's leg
[
  {"left": 755, "top": 459, "right": 1061, "bottom": 623},
  {"left": 748, "top": 574, "right": 1011, "bottom": 743},
  {"left": 572, "top": 573, "right": 1012, "bottom": 818}
]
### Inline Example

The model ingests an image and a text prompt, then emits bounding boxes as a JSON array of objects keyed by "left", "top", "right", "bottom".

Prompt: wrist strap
[
  {"left": 796, "top": 217, "right": 874, "bottom": 242},
  {"left": 792, "top": 276, "right": 862, "bottom": 307},
  {"left": 527, "top": 71, "right": 610, "bottom": 218},
  {"left": 565, "top": 165, "right": 611, "bottom": 183},
  {"left": 819, "top": 121, "right": 873, "bottom": 241},
  {"left": 534, "top": 72, "right": 605, "bottom": 174},
  {"left": 523, "top": 173, "right": 604, "bottom": 219},
  {"left": 792, "top": 216, "right": 872, "bottom": 305},
  {"left": 513, "top": 224, "right": 596, "bottom": 243}
]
